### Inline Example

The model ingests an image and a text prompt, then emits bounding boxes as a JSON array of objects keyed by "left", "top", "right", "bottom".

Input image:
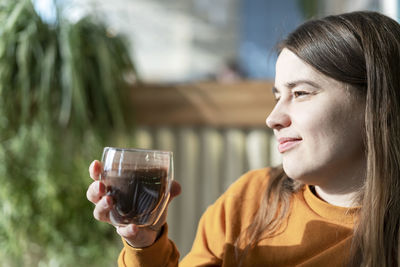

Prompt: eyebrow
[{"left": 272, "top": 79, "right": 321, "bottom": 94}]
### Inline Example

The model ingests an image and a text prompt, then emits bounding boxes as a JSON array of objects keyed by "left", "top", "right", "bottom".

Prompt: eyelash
[
  {"left": 293, "top": 91, "right": 309, "bottom": 98},
  {"left": 273, "top": 91, "right": 311, "bottom": 102}
]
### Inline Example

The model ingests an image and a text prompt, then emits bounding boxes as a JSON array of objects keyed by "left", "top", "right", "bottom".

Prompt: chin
[
  {"left": 282, "top": 162, "right": 316, "bottom": 184},
  {"left": 282, "top": 163, "right": 300, "bottom": 179}
]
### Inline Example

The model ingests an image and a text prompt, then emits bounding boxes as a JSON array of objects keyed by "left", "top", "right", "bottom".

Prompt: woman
[{"left": 87, "top": 11, "right": 400, "bottom": 266}]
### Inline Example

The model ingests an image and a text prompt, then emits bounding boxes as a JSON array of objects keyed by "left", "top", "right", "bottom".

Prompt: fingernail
[
  {"left": 95, "top": 160, "right": 103, "bottom": 174},
  {"left": 94, "top": 161, "right": 99, "bottom": 173},
  {"left": 98, "top": 182, "right": 105, "bottom": 193}
]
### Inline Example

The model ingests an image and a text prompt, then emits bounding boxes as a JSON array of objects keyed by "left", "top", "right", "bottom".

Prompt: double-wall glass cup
[{"left": 100, "top": 147, "right": 173, "bottom": 227}]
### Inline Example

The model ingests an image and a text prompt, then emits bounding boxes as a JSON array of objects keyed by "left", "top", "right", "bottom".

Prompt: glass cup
[{"left": 100, "top": 147, "right": 173, "bottom": 227}]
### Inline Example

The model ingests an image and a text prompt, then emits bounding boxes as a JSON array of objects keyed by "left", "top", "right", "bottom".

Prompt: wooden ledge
[{"left": 130, "top": 80, "right": 275, "bottom": 128}]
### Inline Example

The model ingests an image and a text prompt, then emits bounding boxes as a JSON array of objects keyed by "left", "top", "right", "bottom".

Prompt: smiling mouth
[{"left": 277, "top": 138, "right": 302, "bottom": 153}]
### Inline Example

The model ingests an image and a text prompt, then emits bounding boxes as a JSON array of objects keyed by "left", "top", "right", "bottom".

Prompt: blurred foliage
[
  {"left": 298, "top": 0, "right": 319, "bottom": 19},
  {"left": 0, "top": 0, "right": 137, "bottom": 266}
]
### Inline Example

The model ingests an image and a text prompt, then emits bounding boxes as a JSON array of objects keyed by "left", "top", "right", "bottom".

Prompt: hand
[{"left": 86, "top": 160, "right": 181, "bottom": 248}]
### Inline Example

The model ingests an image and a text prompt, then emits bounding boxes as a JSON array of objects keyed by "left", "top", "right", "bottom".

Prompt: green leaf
[{"left": 0, "top": 1, "right": 137, "bottom": 266}]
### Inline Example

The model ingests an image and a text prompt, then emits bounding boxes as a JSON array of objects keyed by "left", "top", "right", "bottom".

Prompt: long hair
[
  {"left": 234, "top": 168, "right": 302, "bottom": 266},
  {"left": 236, "top": 11, "right": 400, "bottom": 267}
]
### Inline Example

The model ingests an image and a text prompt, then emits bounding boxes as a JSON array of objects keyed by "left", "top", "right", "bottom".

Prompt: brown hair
[{"left": 236, "top": 11, "right": 400, "bottom": 267}]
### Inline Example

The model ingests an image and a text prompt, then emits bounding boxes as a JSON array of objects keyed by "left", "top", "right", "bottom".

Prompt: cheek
[
  {"left": 297, "top": 106, "right": 364, "bottom": 156},
  {"left": 293, "top": 109, "right": 337, "bottom": 139},
  {"left": 292, "top": 104, "right": 354, "bottom": 147}
]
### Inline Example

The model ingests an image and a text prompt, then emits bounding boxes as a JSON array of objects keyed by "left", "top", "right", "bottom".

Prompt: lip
[{"left": 277, "top": 137, "right": 302, "bottom": 153}]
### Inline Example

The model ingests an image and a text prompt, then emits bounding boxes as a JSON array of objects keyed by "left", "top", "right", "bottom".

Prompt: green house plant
[{"left": 0, "top": 0, "right": 137, "bottom": 266}]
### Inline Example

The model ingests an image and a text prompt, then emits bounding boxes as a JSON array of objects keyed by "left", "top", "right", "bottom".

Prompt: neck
[
  {"left": 313, "top": 185, "right": 361, "bottom": 207},
  {"left": 310, "top": 157, "right": 366, "bottom": 207}
]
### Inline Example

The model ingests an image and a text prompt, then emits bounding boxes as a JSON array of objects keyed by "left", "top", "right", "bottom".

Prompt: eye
[{"left": 293, "top": 91, "right": 309, "bottom": 98}]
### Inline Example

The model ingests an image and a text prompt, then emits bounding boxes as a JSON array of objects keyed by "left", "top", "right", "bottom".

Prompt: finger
[
  {"left": 169, "top": 180, "right": 181, "bottom": 202},
  {"left": 87, "top": 181, "right": 106, "bottom": 204},
  {"left": 116, "top": 224, "right": 158, "bottom": 248},
  {"left": 89, "top": 160, "right": 102, "bottom": 180},
  {"left": 93, "top": 195, "right": 113, "bottom": 223},
  {"left": 116, "top": 224, "right": 137, "bottom": 239}
]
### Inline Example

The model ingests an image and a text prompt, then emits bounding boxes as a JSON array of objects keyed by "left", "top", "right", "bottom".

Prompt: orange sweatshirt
[{"left": 118, "top": 168, "right": 359, "bottom": 266}]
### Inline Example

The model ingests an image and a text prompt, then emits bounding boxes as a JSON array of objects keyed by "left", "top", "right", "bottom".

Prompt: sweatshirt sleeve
[
  {"left": 118, "top": 169, "right": 269, "bottom": 267},
  {"left": 179, "top": 196, "right": 227, "bottom": 266},
  {"left": 118, "top": 224, "right": 180, "bottom": 267},
  {"left": 179, "top": 169, "right": 270, "bottom": 266},
  {"left": 117, "top": 199, "right": 226, "bottom": 267}
]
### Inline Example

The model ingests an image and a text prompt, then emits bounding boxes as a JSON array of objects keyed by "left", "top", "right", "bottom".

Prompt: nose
[{"left": 266, "top": 102, "right": 291, "bottom": 130}]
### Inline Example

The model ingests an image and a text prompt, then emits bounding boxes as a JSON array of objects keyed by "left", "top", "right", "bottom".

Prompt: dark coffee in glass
[{"left": 100, "top": 147, "right": 173, "bottom": 226}]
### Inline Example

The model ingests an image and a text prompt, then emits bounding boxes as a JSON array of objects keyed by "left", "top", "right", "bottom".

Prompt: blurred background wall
[
  {"left": 10, "top": 0, "right": 400, "bottom": 264},
  {"left": 35, "top": 0, "right": 398, "bottom": 83}
]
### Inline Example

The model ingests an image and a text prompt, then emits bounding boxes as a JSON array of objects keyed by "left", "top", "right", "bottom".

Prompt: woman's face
[{"left": 267, "top": 48, "right": 365, "bottom": 188}]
